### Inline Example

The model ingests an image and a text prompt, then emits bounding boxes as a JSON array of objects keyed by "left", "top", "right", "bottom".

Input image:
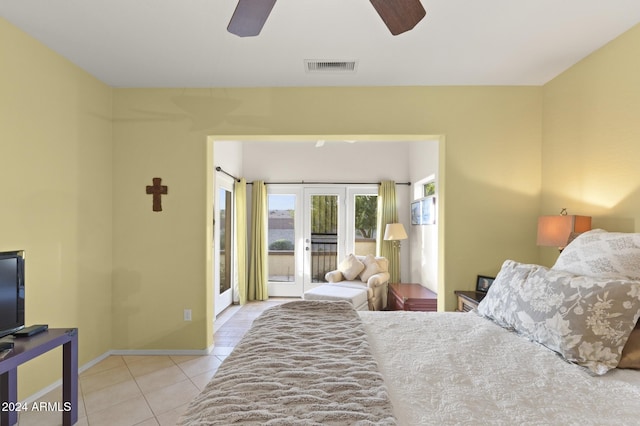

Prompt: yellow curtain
[
  {"left": 248, "top": 180, "right": 269, "bottom": 301},
  {"left": 234, "top": 178, "right": 247, "bottom": 305},
  {"left": 377, "top": 180, "right": 400, "bottom": 283}
]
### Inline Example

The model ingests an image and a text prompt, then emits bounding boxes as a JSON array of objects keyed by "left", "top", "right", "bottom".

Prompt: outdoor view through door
[
  {"left": 219, "top": 188, "right": 232, "bottom": 294},
  {"left": 267, "top": 186, "right": 377, "bottom": 297},
  {"left": 267, "top": 193, "right": 297, "bottom": 285},
  {"left": 309, "top": 194, "right": 339, "bottom": 283},
  {"left": 215, "top": 175, "right": 234, "bottom": 316}
]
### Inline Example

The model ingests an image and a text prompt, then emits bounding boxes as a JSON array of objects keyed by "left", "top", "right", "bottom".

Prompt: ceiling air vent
[{"left": 304, "top": 60, "right": 358, "bottom": 73}]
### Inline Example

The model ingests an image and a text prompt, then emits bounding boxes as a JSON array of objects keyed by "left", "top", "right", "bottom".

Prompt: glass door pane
[
  {"left": 219, "top": 188, "right": 232, "bottom": 294},
  {"left": 309, "top": 195, "right": 338, "bottom": 282},
  {"left": 304, "top": 188, "right": 346, "bottom": 292},
  {"left": 267, "top": 187, "right": 303, "bottom": 297},
  {"left": 215, "top": 175, "right": 234, "bottom": 316},
  {"left": 268, "top": 194, "right": 296, "bottom": 283}
]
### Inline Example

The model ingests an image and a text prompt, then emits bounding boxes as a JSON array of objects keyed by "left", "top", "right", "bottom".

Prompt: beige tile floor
[{"left": 18, "top": 299, "right": 288, "bottom": 426}]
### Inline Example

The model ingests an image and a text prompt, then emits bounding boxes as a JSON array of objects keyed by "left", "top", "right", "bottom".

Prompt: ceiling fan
[{"left": 227, "top": 0, "right": 426, "bottom": 37}]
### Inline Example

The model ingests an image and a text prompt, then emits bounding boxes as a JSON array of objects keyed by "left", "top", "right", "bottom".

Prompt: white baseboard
[
  {"left": 22, "top": 345, "right": 215, "bottom": 404},
  {"left": 110, "top": 346, "right": 214, "bottom": 356}
]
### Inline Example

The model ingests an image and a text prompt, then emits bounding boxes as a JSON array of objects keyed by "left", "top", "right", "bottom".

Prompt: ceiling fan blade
[
  {"left": 227, "top": 0, "right": 277, "bottom": 37},
  {"left": 369, "top": 0, "right": 426, "bottom": 36}
]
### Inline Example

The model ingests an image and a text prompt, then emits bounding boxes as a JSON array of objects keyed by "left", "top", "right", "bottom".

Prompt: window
[
  {"left": 353, "top": 193, "right": 377, "bottom": 257},
  {"left": 423, "top": 182, "right": 436, "bottom": 197}
]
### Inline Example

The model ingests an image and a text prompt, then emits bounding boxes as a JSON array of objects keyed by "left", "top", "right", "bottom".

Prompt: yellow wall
[
  {"left": 541, "top": 24, "right": 640, "bottom": 266},
  {"left": 112, "top": 90, "right": 209, "bottom": 350},
  {"left": 0, "top": 18, "right": 113, "bottom": 397},
  {"left": 113, "top": 86, "right": 542, "bottom": 325}
]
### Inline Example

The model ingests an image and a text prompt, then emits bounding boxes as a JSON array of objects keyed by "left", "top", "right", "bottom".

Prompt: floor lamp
[{"left": 384, "top": 223, "right": 408, "bottom": 283}]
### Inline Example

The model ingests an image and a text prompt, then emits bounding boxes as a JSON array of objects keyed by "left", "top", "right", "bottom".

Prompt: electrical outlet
[{"left": 184, "top": 309, "right": 192, "bottom": 321}]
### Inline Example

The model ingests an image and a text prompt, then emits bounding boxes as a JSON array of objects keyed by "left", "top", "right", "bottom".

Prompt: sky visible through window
[{"left": 269, "top": 195, "right": 295, "bottom": 210}]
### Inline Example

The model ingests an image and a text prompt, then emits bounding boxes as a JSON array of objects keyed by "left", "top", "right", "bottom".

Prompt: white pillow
[
  {"left": 375, "top": 256, "right": 389, "bottom": 273},
  {"left": 338, "top": 254, "right": 365, "bottom": 281},
  {"left": 552, "top": 229, "right": 640, "bottom": 280},
  {"left": 360, "top": 254, "right": 383, "bottom": 282}
]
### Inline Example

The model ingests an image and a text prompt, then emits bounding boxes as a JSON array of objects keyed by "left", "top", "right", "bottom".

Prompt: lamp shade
[
  {"left": 384, "top": 223, "right": 408, "bottom": 241},
  {"left": 537, "top": 215, "right": 591, "bottom": 248}
]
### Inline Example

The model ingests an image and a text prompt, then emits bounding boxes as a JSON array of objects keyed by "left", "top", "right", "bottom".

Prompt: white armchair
[{"left": 325, "top": 254, "right": 390, "bottom": 311}]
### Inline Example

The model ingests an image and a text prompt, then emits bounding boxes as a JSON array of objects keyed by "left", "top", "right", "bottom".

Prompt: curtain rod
[
  {"left": 215, "top": 167, "right": 411, "bottom": 186},
  {"left": 250, "top": 181, "right": 412, "bottom": 186},
  {"left": 215, "top": 166, "right": 241, "bottom": 182}
]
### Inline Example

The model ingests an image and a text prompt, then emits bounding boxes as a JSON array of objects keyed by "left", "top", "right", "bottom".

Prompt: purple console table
[{"left": 0, "top": 328, "right": 78, "bottom": 426}]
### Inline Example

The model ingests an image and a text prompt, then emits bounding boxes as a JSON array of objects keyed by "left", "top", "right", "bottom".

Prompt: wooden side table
[
  {"left": 387, "top": 283, "right": 437, "bottom": 312},
  {"left": 454, "top": 290, "right": 486, "bottom": 312},
  {"left": 0, "top": 328, "right": 78, "bottom": 426}
]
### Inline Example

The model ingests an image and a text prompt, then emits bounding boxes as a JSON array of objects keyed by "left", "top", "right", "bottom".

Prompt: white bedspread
[{"left": 360, "top": 311, "right": 640, "bottom": 426}]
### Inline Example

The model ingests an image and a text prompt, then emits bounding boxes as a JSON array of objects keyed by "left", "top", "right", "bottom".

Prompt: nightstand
[
  {"left": 454, "top": 290, "right": 486, "bottom": 312},
  {"left": 387, "top": 283, "right": 437, "bottom": 312}
]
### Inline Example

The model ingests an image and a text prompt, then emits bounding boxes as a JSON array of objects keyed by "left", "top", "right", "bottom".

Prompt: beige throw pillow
[
  {"left": 619, "top": 328, "right": 640, "bottom": 369},
  {"left": 360, "top": 254, "right": 383, "bottom": 282},
  {"left": 338, "top": 254, "right": 365, "bottom": 281}
]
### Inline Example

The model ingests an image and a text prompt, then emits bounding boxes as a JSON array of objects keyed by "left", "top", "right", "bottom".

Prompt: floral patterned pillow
[
  {"left": 476, "top": 260, "right": 544, "bottom": 329},
  {"left": 552, "top": 229, "right": 640, "bottom": 280},
  {"left": 478, "top": 260, "right": 640, "bottom": 375}
]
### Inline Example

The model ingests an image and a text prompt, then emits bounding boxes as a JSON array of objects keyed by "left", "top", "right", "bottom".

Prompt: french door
[
  {"left": 214, "top": 175, "right": 234, "bottom": 315},
  {"left": 268, "top": 186, "right": 366, "bottom": 297}
]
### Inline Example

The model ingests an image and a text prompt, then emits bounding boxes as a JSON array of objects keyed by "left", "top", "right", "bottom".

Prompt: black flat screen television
[{"left": 0, "top": 250, "right": 25, "bottom": 338}]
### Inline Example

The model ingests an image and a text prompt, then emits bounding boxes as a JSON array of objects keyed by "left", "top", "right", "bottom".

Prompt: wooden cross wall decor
[{"left": 146, "top": 177, "right": 168, "bottom": 212}]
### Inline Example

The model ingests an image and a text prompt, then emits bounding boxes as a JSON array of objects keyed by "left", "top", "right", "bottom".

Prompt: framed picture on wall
[
  {"left": 411, "top": 200, "right": 422, "bottom": 225},
  {"left": 420, "top": 196, "right": 436, "bottom": 225}
]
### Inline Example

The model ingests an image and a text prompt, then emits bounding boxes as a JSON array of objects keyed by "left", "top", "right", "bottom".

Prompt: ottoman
[{"left": 303, "top": 283, "right": 370, "bottom": 311}]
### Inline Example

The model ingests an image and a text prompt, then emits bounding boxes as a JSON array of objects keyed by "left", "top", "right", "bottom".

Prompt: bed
[
  {"left": 361, "top": 310, "right": 640, "bottom": 425},
  {"left": 180, "top": 230, "right": 640, "bottom": 425}
]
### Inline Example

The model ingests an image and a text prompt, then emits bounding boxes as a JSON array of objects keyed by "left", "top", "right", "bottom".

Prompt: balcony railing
[
  {"left": 310, "top": 233, "right": 337, "bottom": 282},
  {"left": 268, "top": 239, "right": 376, "bottom": 283}
]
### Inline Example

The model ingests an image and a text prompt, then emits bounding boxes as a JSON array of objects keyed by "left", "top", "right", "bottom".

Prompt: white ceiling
[{"left": 1, "top": 0, "right": 640, "bottom": 88}]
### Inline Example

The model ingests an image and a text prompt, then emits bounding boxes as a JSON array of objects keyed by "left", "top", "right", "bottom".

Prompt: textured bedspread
[
  {"left": 359, "top": 311, "right": 640, "bottom": 426},
  {"left": 180, "top": 301, "right": 396, "bottom": 425}
]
